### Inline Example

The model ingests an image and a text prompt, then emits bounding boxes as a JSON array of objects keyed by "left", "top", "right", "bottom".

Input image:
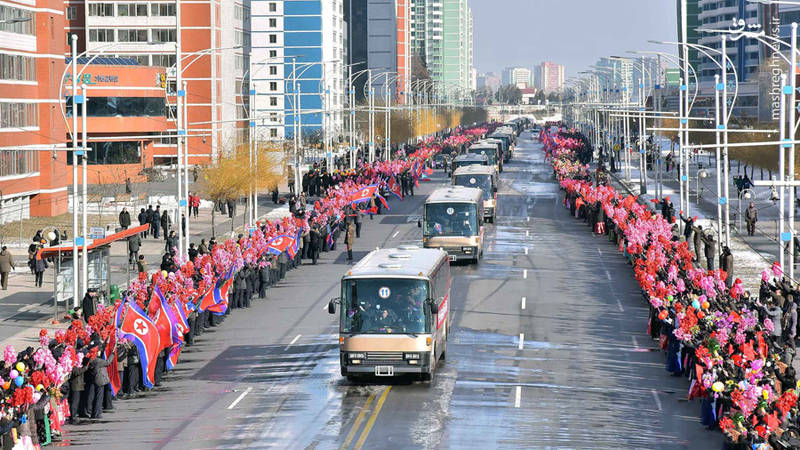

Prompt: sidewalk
[
  {"left": 607, "top": 150, "right": 778, "bottom": 294},
  {"left": 0, "top": 189, "right": 291, "bottom": 350}
]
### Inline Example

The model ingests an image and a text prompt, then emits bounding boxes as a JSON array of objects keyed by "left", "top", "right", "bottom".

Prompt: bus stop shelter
[{"left": 36, "top": 224, "right": 149, "bottom": 318}]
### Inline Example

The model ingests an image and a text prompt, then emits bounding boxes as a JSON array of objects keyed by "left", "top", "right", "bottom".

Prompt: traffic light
[{"left": 158, "top": 73, "right": 167, "bottom": 89}]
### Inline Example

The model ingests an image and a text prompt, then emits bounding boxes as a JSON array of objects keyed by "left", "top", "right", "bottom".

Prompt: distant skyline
[{"left": 470, "top": 0, "right": 679, "bottom": 79}]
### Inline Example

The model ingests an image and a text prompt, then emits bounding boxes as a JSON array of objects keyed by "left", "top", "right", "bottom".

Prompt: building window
[
  {"left": 0, "top": 54, "right": 36, "bottom": 81},
  {"left": 269, "top": 34, "right": 277, "bottom": 44},
  {"left": 270, "top": 97, "right": 278, "bottom": 106},
  {"left": 118, "top": 54, "right": 149, "bottom": 65},
  {"left": 66, "top": 97, "right": 166, "bottom": 117},
  {"left": 88, "top": 3, "right": 115, "bottom": 17},
  {"left": 235, "top": 54, "right": 245, "bottom": 70},
  {"left": 151, "top": 54, "right": 176, "bottom": 67},
  {"left": 89, "top": 29, "right": 115, "bottom": 42},
  {"left": 270, "top": 128, "right": 278, "bottom": 137},
  {"left": 68, "top": 141, "right": 141, "bottom": 165},
  {"left": 118, "top": 4, "right": 148, "bottom": 16},
  {"left": 118, "top": 29, "right": 149, "bottom": 42},
  {"left": 152, "top": 28, "right": 176, "bottom": 43},
  {"left": 0, "top": 6, "right": 35, "bottom": 34},
  {"left": 66, "top": 6, "right": 78, "bottom": 20},
  {"left": 0, "top": 103, "right": 38, "bottom": 128},
  {"left": 0, "top": 151, "right": 39, "bottom": 177},
  {"left": 269, "top": 18, "right": 277, "bottom": 27},
  {"left": 269, "top": 3, "right": 277, "bottom": 12},
  {"left": 269, "top": 82, "right": 277, "bottom": 91},
  {"left": 235, "top": 30, "right": 244, "bottom": 46},
  {"left": 150, "top": 3, "right": 176, "bottom": 16},
  {"left": 269, "top": 50, "right": 277, "bottom": 58},
  {"left": 269, "top": 66, "right": 277, "bottom": 75}
]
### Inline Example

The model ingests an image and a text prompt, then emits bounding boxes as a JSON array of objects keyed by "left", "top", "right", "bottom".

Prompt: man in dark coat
[
  {"left": 258, "top": 262, "right": 270, "bottom": 298},
  {"left": 119, "top": 207, "right": 131, "bottom": 230},
  {"left": 68, "top": 361, "right": 88, "bottom": 423},
  {"left": 309, "top": 224, "right": 322, "bottom": 265},
  {"left": 720, "top": 246, "right": 734, "bottom": 287},
  {"left": 128, "top": 234, "right": 141, "bottom": 264},
  {"left": 227, "top": 198, "right": 236, "bottom": 219},
  {"left": 151, "top": 206, "right": 161, "bottom": 239},
  {"left": 87, "top": 354, "right": 112, "bottom": 418},
  {"left": 138, "top": 208, "right": 148, "bottom": 237},
  {"left": 234, "top": 270, "right": 247, "bottom": 309},
  {"left": 701, "top": 231, "right": 716, "bottom": 271},
  {"left": 745, "top": 202, "right": 758, "bottom": 236},
  {"left": 160, "top": 210, "right": 171, "bottom": 239},
  {"left": 82, "top": 289, "right": 98, "bottom": 321}
]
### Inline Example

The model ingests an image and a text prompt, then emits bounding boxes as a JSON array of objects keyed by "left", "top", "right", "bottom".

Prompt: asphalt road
[{"left": 62, "top": 132, "right": 723, "bottom": 449}]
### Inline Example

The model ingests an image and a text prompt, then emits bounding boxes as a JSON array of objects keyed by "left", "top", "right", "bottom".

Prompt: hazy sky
[{"left": 471, "top": 0, "right": 679, "bottom": 78}]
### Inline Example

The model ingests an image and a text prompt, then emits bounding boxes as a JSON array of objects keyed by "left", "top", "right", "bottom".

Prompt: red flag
[
  {"left": 104, "top": 327, "right": 121, "bottom": 396},
  {"left": 118, "top": 303, "right": 161, "bottom": 389}
]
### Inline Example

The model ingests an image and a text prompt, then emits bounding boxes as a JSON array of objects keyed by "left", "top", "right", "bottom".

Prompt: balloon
[
  {"left": 658, "top": 310, "right": 668, "bottom": 320},
  {"left": 697, "top": 311, "right": 706, "bottom": 320},
  {"left": 15, "top": 362, "right": 24, "bottom": 372},
  {"left": 691, "top": 300, "right": 700, "bottom": 310},
  {"left": 702, "top": 301, "right": 710, "bottom": 309},
  {"left": 35, "top": 384, "right": 43, "bottom": 392},
  {"left": 763, "top": 390, "right": 769, "bottom": 400},
  {"left": 2, "top": 382, "right": 9, "bottom": 390},
  {"left": 162, "top": 271, "right": 168, "bottom": 278},
  {"left": 9, "top": 370, "right": 17, "bottom": 379},
  {"left": 712, "top": 382, "right": 724, "bottom": 393},
  {"left": 14, "top": 376, "right": 23, "bottom": 387}
]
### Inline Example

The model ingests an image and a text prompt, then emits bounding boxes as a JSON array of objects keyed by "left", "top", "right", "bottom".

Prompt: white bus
[{"left": 329, "top": 246, "right": 451, "bottom": 382}]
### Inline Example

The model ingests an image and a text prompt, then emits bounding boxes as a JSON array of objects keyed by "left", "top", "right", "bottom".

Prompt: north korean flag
[
  {"left": 167, "top": 301, "right": 189, "bottom": 370},
  {"left": 208, "top": 268, "right": 233, "bottom": 316},
  {"left": 197, "top": 287, "right": 215, "bottom": 313},
  {"left": 118, "top": 302, "right": 161, "bottom": 389},
  {"left": 387, "top": 176, "right": 403, "bottom": 200},
  {"left": 348, "top": 185, "right": 379, "bottom": 205},
  {"left": 152, "top": 285, "right": 177, "bottom": 354},
  {"left": 267, "top": 235, "right": 295, "bottom": 256}
]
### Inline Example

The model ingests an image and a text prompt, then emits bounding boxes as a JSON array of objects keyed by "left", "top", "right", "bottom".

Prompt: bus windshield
[
  {"left": 454, "top": 175, "right": 492, "bottom": 200},
  {"left": 341, "top": 278, "right": 430, "bottom": 334},
  {"left": 424, "top": 203, "right": 479, "bottom": 237}
]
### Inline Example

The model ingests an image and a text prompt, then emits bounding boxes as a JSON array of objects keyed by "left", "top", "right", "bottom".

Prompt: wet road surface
[{"left": 63, "top": 132, "right": 723, "bottom": 449}]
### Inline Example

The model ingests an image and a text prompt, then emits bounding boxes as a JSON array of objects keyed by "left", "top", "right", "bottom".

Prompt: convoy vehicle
[
  {"left": 328, "top": 246, "right": 451, "bottom": 382},
  {"left": 420, "top": 186, "right": 484, "bottom": 263},
  {"left": 452, "top": 154, "right": 489, "bottom": 171},
  {"left": 452, "top": 164, "right": 498, "bottom": 223},
  {"left": 467, "top": 143, "right": 502, "bottom": 173}
]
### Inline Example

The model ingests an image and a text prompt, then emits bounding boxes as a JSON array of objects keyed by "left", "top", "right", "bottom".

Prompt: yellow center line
[
  {"left": 340, "top": 393, "right": 375, "bottom": 450},
  {"left": 353, "top": 387, "right": 392, "bottom": 450}
]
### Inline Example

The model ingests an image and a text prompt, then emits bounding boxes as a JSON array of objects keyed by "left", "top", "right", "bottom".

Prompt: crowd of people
[
  {"left": 543, "top": 127, "right": 800, "bottom": 449},
  {"left": 0, "top": 124, "right": 492, "bottom": 448}
]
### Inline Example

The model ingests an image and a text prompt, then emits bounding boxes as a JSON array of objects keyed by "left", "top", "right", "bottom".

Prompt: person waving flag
[
  {"left": 118, "top": 302, "right": 161, "bottom": 389},
  {"left": 348, "top": 185, "right": 379, "bottom": 205}
]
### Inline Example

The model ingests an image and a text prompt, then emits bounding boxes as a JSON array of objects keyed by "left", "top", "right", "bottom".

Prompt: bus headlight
[{"left": 461, "top": 247, "right": 473, "bottom": 253}]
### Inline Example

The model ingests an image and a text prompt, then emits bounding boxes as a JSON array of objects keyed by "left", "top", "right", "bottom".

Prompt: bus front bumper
[{"left": 341, "top": 353, "right": 432, "bottom": 376}]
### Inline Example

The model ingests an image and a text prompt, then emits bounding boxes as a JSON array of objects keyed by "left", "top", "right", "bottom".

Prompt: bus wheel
[{"left": 440, "top": 332, "right": 447, "bottom": 361}]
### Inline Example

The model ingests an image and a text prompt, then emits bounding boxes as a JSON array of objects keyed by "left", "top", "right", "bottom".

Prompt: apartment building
[{"left": 0, "top": 0, "right": 69, "bottom": 221}]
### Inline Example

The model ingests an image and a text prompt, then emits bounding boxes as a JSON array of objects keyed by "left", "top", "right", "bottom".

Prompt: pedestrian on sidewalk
[
  {"left": 191, "top": 193, "right": 200, "bottom": 218},
  {"left": 119, "top": 207, "right": 131, "bottom": 230},
  {"left": 33, "top": 257, "right": 47, "bottom": 288},
  {"left": 150, "top": 205, "right": 161, "bottom": 239},
  {"left": 188, "top": 243, "right": 198, "bottom": 262},
  {"left": 127, "top": 233, "right": 141, "bottom": 264},
  {"left": 226, "top": 198, "right": 235, "bottom": 219},
  {"left": 81, "top": 289, "right": 98, "bottom": 321},
  {"left": 745, "top": 202, "right": 758, "bottom": 236},
  {"left": 160, "top": 210, "right": 171, "bottom": 239},
  {"left": 345, "top": 221, "right": 355, "bottom": 262},
  {"left": 138, "top": 208, "right": 148, "bottom": 237},
  {"left": 0, "top": 246, "right": 15, "bottom": 290},
  {"left": 198, "top": 239, "right": 209, "bottom": 255}
]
